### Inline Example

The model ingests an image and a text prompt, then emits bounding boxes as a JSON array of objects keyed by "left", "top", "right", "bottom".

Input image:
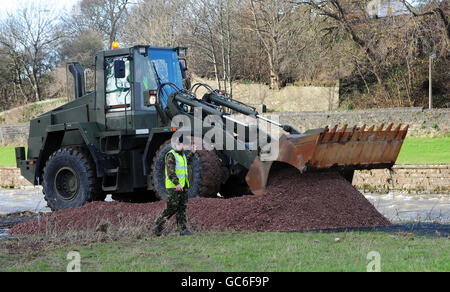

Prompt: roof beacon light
[{"left": 112, "top": 42, "right": 119, "bottom": 50}]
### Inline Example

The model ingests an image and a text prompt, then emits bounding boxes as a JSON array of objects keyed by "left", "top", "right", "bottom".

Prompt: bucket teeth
[
  {"left": 350, "top": 125, "right": 366, "bottom": 141},
  {"left": 246, "top": 123, "right": 409, "bottom": 195},
  {"left": 388, "top": 124, "right": 402, "bottom": 141},
  {"left": 319, "top": 123, "right": 408, "bottom": 144},
  {"left": 322, "top": 125, "right": 338, "bottom": 143},
  {"left": 332, "top": 124, "right": 348, "bottom": 143},
  {"left": 386, "top": 123, "right": 394, "bottom": 131},
  {"left": 376, "top": 123, "right": 386, "bottom": 139},
  {"left": 382, "top": 123, "right": 394, "bottom": 140},
  {"left": 341, "top": 125, "right": 356, "bottom": 143},
  {"left": 396, "top": 125, "right": 409, "bottom": 140},
  {"left": 360, "top": 125, "right": 375, "bottom": 141}
]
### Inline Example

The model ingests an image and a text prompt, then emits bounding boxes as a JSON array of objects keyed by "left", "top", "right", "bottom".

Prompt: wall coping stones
[
  {"left": 393, "top": 165, "right": 449, "bottom": 169},
  {"left": 274, "top": 108, "right": 449, "bottom": 115}
]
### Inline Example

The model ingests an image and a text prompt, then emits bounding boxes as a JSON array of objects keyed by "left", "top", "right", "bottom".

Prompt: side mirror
[{"left": 114, "top": 60, "right": 126, "bottom": 79}]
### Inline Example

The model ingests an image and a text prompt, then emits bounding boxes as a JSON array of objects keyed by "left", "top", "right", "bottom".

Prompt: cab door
[{"left": 104, "top": 56, "right": 132, "bottom": 131}]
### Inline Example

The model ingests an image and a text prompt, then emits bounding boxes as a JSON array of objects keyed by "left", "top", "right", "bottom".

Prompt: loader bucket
[{"left": 245, "top": 124, "right": 409, "bottom": 195}]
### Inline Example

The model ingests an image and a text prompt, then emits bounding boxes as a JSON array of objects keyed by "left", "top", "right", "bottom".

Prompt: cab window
[
  {"left": 148, "top": 49, "right": 184, "bottom": 109},
  {"left": 105, "top": 57, "right": 131, "bottom": 112},
  {"left": 134, "top": 52, "right": 158, "bottom": 108}
]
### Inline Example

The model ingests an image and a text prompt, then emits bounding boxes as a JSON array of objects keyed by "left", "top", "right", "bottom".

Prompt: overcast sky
[{"left": 0, "top": 0, "right": 77, "bottom": 19}]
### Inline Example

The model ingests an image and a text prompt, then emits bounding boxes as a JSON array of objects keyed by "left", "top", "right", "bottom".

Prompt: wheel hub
[{"left": 54, "top": 167, "right": 80, "bottom": 201}]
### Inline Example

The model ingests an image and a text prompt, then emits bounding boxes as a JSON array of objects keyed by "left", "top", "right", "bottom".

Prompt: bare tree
[
  {"left": 59, "top": 29, "right": 104, "bottom": 68},
  {"left": 185, "top": 0, "right": 223, "bottom": 88},
  {"left": 217, "top": 0, "right": 237, "bottom": 94},
  {"left": 300, "top": 0, "right": 389, "bottom": 86},
  {"left": 0, "top": 0, "right": 446, "bottom": 110},
  {"left": 70, "top": 0, "right": 130, "bottom": 49},
  {"left": 182, "top": 0, "right": 240, "bottom": 93},
  {"left": 401, "top": 0, "right": 449, "bottom": 45},
  {"left": 248, "top": 0, "right": 302, "bottom": 89},
  {"left": 0, "top": 2, "right": 63, "bottom": 102},
  {"left": 0, "top": 46, "right": 22, "bottom": 109},
  {"left": 124, "top": 0, "right": 184, "bottom": 47}
]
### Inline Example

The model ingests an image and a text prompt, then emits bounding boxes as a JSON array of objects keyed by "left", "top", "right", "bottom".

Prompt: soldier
[{"left": 154, "top": 135, "right": 197, "bottom": 236}]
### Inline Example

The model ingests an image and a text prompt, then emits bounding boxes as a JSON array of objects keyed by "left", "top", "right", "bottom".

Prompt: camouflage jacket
[{"left": 166, "top": 151, "right": 196, "bottom": 186}]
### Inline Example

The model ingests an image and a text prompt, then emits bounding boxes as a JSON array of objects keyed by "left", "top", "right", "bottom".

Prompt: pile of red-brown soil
[{"left": 9, "top": 169, "right": 390, "bottom": 235}]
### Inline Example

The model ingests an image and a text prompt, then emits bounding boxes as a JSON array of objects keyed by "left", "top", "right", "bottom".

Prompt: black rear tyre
[{"left": 43, "top": 147, "right": 103, "bottom": 211}]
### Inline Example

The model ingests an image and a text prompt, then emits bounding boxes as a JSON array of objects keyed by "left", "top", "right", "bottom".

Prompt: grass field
[
  {"left": 1, "top": 137, "right": 448, "bottom": 166},
  {"left": 396, "top": 137, "right": 450, "bottom": 165},
  {"left": 0, "top": 146, "right": 22, "bottom": 167},
  {"left": 0, "top": 231, "right": 448, "bottom": 272}
]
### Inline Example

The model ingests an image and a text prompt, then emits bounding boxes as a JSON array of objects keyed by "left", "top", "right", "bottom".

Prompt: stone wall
[
  {"left": 0, "top": 167, "right": 32, "bottom": 188},
  {"left": 0, "top": 124, "right": 28, "bottom": 144},
  {"left": 1, "top": 108, "right": 448, "bottom": 143},
  {"left": 194, "top": 77, "right": 340, "bottom": 112},
  {"left": 278, "top": 108, "right": 450, "bottom": 137},
  {"left": 354, "top": 165, "right": 450, "bottom": 194}
]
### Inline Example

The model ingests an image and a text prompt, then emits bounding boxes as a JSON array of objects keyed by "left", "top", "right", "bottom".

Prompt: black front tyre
[{"left": 43, "top": 147, "right": 103, "bottom": 211}]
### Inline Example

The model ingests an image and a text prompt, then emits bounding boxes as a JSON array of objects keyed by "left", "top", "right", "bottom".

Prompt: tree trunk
[
  {"left": 226, "top": 0, "right": 233, "bottom": 97},
  {"left": 268, "top": 53, "right": 281, "bottom": 90},
  {"left": 220, "top": 33, "right": 227, "bottom": 92},
  {"left": 269, "top": 69, "right": 281, "bottom": 90},
  {"left": 211, "top": 49, "right": 221, "bottom": 90},
  {"left": 219, "top": 0, "right": 228, "bottom": 92}
]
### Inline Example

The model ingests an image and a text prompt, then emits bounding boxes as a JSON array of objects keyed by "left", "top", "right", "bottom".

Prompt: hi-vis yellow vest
[{"left": 165, "top": 149, "right": 189, "bottom": 189}]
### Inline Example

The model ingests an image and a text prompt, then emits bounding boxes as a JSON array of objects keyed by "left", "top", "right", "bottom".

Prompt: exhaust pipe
[{"left": 67, "top": 62, "right": 86, "bottom": 99}]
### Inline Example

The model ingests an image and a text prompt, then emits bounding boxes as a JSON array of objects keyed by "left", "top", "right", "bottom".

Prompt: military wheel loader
[{"left": 15, "top": 45, "right": 408, "bottom": 211}]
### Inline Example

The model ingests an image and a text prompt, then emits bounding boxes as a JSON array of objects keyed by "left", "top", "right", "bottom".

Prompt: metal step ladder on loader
[{"left": 98, "top": 132, "right": 123, "bottom": 192}]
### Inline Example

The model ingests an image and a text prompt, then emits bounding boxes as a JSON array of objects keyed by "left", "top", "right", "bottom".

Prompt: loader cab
[{"left": 95, "top": 46, "right": 188, "bottom": 131}]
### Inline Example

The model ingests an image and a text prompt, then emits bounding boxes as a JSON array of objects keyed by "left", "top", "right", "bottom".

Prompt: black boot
[
  {"left": 154, "top": 220, "right": 164, "bottom": 237},
  {"left": 180, "top": 228, "right": 194, "bottom": 236}
]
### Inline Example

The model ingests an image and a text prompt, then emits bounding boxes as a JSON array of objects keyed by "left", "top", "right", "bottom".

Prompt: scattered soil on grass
[
  {"left": 9, "top": 168, "right": 390, "bottom": 235},
  {"left": 0, "top": 211, "right": 38, "bottom": 229}
]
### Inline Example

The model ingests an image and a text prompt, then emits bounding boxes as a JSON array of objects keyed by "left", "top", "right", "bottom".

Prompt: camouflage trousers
[{"left": 156, "top": 189, "right": 188, "bottom": 230}]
